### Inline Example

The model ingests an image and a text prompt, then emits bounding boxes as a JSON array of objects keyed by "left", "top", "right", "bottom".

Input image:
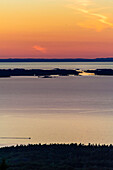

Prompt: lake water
[
  {"left": 0, "top": 62, "right": 113, "bottom": 70},
  {"left": 0, "top": 76, "right": 113, "bottom": 146}
]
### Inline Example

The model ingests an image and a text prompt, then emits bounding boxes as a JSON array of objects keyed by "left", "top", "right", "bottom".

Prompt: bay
[{"left": 0, "top": 76, "right": 113, "bottom": 146}]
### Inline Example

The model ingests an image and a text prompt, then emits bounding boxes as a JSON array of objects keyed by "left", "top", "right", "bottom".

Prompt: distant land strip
[
  {"left": 0, "top": 68, "right": 113, "bottom": 77},
  {"left": 0, "top": 58, "right": 113, "bottom": 62}
]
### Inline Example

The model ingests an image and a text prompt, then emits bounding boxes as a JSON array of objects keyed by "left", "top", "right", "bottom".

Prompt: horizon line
[{"left": 0, "top": 57, "right": 113, "bottom": 60}]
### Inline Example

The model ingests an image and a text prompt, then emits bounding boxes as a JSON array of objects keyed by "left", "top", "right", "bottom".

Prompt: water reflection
[
  {"left": 79, "top": 71, "right": 95, "bottom": 76},
  {"left": 0, "top": 112, "right": 113, "bottom": 147}
]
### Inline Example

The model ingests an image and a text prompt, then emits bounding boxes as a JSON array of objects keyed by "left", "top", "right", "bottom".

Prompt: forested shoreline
[{"left": 0, "top": 143, "right": 113, "bottom": 169}]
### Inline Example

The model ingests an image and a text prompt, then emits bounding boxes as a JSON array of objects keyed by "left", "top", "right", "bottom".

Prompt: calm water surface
[
  {"left": 0, "top": 62, "right": 113, "bottom": 70},
  {"left": 0, "top": 76, "right": 113, "bottom": 146}
]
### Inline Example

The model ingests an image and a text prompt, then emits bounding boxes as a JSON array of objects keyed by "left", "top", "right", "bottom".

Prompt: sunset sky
[{"left": 0, "top": 0, "right": 113, "bottom": 59}]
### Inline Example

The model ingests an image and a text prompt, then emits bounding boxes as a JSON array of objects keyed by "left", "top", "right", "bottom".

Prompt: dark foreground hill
[{"left": 0, "top": 144, "right": 113, "bottom": 170}]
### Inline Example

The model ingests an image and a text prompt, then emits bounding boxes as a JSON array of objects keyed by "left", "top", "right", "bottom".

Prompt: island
[{"left": 1, "top": 68, "right": 113, "bottom": 78}]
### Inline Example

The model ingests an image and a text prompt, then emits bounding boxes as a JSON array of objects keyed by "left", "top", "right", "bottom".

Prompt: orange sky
[{"left": 0, "top": 0, "right": 113, "bottom": 59}]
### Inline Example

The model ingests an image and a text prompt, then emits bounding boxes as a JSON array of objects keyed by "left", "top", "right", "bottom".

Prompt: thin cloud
[
  {"left": 77, "top": 8, "right": 89, "bottom": 13},
  {"left": 33, "top": 45, "right": 46, "bottom": 53},
  {"left": 67, "top": 0, "right": 113, "bottom": 31},
  {"left": 78, "top": 8, "right": 113, "bottom": 28}
]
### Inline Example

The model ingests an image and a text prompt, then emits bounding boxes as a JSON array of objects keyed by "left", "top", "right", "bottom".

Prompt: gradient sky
[{"left": 0, "top": 0, "right": 113, "bottom": 59}]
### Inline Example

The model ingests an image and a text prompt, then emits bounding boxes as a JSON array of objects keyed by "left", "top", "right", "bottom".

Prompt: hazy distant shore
[
  {"left": 0, "top": 58, "right": 113, "bottom": 62},
  {"left": 0, "top": 68, "right": 113, "bottom": 78},
  {"left": 0, "top": 143, "right": 113, "bottom": 169}
]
